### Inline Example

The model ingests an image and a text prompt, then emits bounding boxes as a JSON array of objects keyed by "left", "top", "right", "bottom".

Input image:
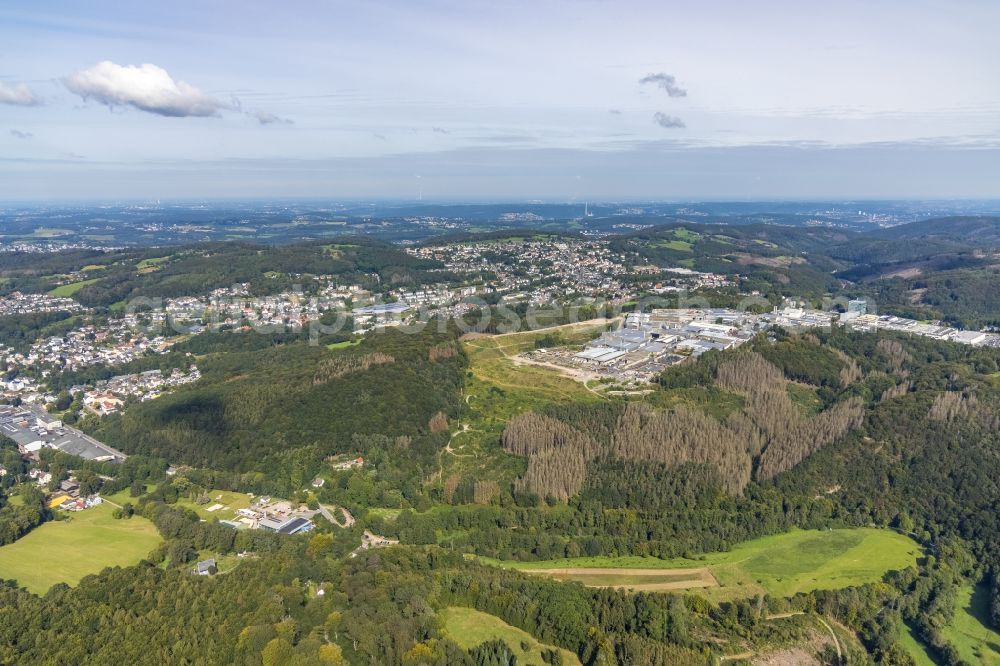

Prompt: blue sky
[{"left": 1, "top": 0, "right": 998, "bottom": 200}]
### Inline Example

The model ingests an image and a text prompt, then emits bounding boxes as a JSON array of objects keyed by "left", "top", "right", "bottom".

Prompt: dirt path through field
[{"left": 522, "top": 566, "right": 719, "bottom": 591}]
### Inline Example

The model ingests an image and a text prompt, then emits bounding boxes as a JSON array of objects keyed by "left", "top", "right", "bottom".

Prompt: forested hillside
[
  {"left": 91, "top": 324, "right": 466, "bottom": 496},
  {"left": 869, "top": 216, "right": 1000, "bottom": 245},
  {"left": 364, "top": 326, "right": 1000, "bottom": 664},
  {"left": 0, "top": 238, "right": 448, "bottom": 305},
  {"left": 501, "top": 347, "right": 863, "bottom": 499},
  {"left": 611, "top": 223, "right": 851, "bottom": 297},
  {"left": 613, "top": 216, "right": 1000, "bottom": 328}
]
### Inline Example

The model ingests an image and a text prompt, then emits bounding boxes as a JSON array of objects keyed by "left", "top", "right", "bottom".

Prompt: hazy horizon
[{"left": 2, "top": 0, "right": 998, "bottom": 200}]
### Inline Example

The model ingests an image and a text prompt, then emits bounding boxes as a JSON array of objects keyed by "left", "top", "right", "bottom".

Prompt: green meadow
[
  {"left": 0, "top": 504, "right": 162, "bottom": 594},
  {"left": 490, "top": 528, "right": 922, "bottom": 601},
  {"left": 942, "top": 583, "right": 1000, "bottom": 665},
  {"left": 439, "top": 607, "right": 580, "bottom": 665},
  {"left": 326, "top": 339, "right": 361, "bottom": 350},
  {"left": 173, "top": 488, "right": 254, "bottom": 521},
  {"left": 48, "top": 277, "right": 101, "bottom": 296},
  {"left": 898, "top": 622, "right": 938, "bottom": 666}
]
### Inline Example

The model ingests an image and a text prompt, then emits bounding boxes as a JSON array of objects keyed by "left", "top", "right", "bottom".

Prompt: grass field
[
  {"left": 462, "top": 320, "right": 613, "bottom": 408},
  {"left": 100, "top": 483, "right": 158, "bottom": 507},
  {"left": 48, "top": 277, "right": 100, "bottom": 296},
  {"left": 137, "top": 256, "right": 170, "bottom": 273},
  {"left": 488, "top": 528, "right": 921, "bottom": 601},
  {"left": 648, "top": 229, "right": 701, "bottom": 253},
  {"left": 32, "top": 227, "right": 73, "bottom": 238},
  {"left": 439, "top": 607, "right": 580, "bottom": 665},
  {"left": 942, "top": 583, "right": 1000, "bottom": 665},
  {"left": 0, "top": 503, "right": 162, "bottom": 594},
  {"left": 463, "top": 322, "right": 610, "bottom": 418},
  {"left": 366, "top": 507, "right": 402, "bottom": 521},
  {"left": 899, "top": 622, "right": 938, "bottom": 666},
  {"left": 645, "top": 385, "right": 745, "bottom": 420},
  {"left": 326, "top": 339, "right": 361, "bottom": 350},
  {"left": 786, "top": 383, "right": 824, "bottom": 416},
  {"left": 174, "top": 489, "right": 254, "bottom": 521},
  {"left": 652, "top": 238, "right": 694, "bottom": 252}
]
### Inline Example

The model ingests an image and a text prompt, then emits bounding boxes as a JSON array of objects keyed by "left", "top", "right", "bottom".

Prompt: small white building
[{"left": 23, "top": 440, "right": 45, "bottom": 454}]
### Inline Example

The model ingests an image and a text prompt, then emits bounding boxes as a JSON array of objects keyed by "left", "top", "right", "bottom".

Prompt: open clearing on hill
[
  {"left": 0, "top": 503, "right": 161, "bottom": 594},
  {"left": 48, "top": 277, "right": 100, "bottom": 296},
  {"left": 439, "top": 606, "right": 580, "bottom": 665},
  {"left": 442, "top": 320, "right": 614, "bottom": 484},
  {"left": 461, "top": 318, "right": 614, "bottom": 410},
  {"left": 174, "top": 489, "right": 253, "bottom": 521},
  {"left": 492, "top": 528, "right": 921, "bottom": 601}
]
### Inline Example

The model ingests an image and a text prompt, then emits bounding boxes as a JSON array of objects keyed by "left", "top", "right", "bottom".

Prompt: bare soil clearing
[{"left": 523, "top": 566, "right": 719, "bottom": 591}]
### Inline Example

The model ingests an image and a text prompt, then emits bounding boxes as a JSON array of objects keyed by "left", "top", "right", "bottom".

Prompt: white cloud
[
  {"left": 0, "top": 81, "right": 40, "bottom": 106},
  {"left": 64, "top": 61, "right": 225, "bottom": 117},
  {"left": 248, "top": 109, "right": 292, "bottom": 125},
  {"left": 653, "top": 112, "right": 685, "bottom": 128},
  {"left": 10, "top": 129, "right": 33, "bottom": 139}
]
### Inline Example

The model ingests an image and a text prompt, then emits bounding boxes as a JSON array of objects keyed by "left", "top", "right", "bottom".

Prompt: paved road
[{"left": 318, "top": 503, "right": 354, "bottom": 528}]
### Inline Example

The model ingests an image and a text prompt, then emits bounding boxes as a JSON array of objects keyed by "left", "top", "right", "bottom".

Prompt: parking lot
[{"left": 0, "top": 405, "right": 125, "bottom": 461}]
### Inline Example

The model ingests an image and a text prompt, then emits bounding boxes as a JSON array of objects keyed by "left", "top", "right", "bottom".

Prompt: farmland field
[
  {"left": 439, "top": 606, "right": 580, "bottom": 665},
  {"left": 0, "top": 503, "right": 161, "bottom": 594},
  {"left": 491, "top": 528, "right": 921, "bottom": 601},
  {"left": 32, "top": 227, "right": 73, "bottom": 238}
]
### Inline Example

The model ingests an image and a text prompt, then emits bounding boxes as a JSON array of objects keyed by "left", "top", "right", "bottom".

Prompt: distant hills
[
  {"left": 868, "top": 215, "right": 1000, "bottom": 245},
  {"left": 2, "top": 201, "right": 998, "bottom": 246}
]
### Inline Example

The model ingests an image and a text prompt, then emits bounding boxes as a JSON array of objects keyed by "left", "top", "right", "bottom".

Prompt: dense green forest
[
  {"left": 351, "top": 327, "right": 1000, "bottom": 663},
  {"left": 88, "top": 323, "right": 466, "bottom": 497},
  {"left": 0, "top": 534, "right": 884, "bottom": 665},
  {"left": 45, "top": 330, "right": 1000, "bottom": 661},
  {"left": 0, "top": 310, "right": 81, "bottom": 353}
]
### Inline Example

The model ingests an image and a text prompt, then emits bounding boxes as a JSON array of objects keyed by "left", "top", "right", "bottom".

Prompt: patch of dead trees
[{"left": 502, "top": 352, "right": 864, "bottom": 500}]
